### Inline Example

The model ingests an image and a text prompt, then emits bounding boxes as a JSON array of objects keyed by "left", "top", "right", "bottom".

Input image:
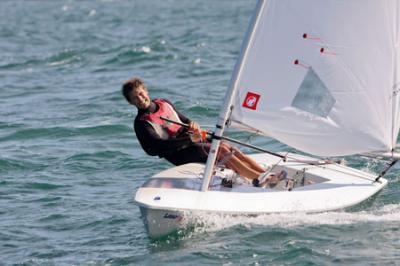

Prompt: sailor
[{"left": 122, "top": 77, "right": 272, "bottom": 183}]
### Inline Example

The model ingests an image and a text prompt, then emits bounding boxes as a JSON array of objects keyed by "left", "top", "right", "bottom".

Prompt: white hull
[
  {"left": 139, "top": 207, "right": 186, "bottom": 239},
  {"left": 135, "top": 153, "right": 387, "bottom": 238}
]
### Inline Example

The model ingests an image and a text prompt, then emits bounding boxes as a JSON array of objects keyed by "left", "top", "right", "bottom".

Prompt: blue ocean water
[{"left": 1, "top": 0, "right": 399, "bottom": 265}]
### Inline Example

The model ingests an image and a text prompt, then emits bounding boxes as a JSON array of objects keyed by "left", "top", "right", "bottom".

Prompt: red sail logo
[{"left": 242, "top": 92, "right": 261, "bottom": 110}]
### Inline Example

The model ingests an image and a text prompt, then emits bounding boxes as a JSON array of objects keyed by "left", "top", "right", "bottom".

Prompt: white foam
[
  {"left": 49, "top": 60, "right": 68, "bottom": 66},
  {"left": 141, "top": 46, "right": 151, "bottom": 53},
  {"left": 89, "top": 9, "right": 97, "bottom": 17},
  {"left": 186, "top": 204, "right": 400, "bottom": 233}
]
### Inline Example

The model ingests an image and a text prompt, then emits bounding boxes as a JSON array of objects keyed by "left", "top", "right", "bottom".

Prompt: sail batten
[{"left": 229, "top": 0, "right": 400, "bottom": 157}]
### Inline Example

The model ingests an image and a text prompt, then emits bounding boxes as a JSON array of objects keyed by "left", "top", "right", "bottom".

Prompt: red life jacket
[{"left": 140, "top": 99, "right": 183, "bottom": 139}]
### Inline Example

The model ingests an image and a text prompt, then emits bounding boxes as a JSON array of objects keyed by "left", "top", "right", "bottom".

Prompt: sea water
[{"left": 1, "top": 0, "right": 399, "bottom": 265}]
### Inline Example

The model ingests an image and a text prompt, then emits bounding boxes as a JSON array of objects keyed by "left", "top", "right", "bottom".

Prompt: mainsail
[{"left": 229, "top": 0, "right": 400, "bottom": 156}]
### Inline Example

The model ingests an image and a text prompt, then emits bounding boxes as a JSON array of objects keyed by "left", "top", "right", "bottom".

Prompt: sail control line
[
  {"left": 375, "top": 159, "right": 398, "bottom": 182},
  {"left": 361, "top": 151, "right": 399, "bottom": 181}
]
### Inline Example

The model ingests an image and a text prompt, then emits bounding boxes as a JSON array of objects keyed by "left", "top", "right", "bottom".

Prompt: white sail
[{"left": 230, "top": 0, "right": 400, "bottom": 156}]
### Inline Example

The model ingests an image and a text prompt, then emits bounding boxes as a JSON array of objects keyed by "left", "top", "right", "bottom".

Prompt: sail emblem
[{"left": 242, "top": 92, "right": 261, "bottom": 110}]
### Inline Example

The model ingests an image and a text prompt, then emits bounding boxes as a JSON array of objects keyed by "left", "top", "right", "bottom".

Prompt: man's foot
[
  {"left": 286, "top": 179, "right": 295, "bottom": 191},
  {"left": 265, "top": 174, "right": 280, "bottom": 187},
  {"left": 221, "top": 178, "right": 233, "bottom": 188},
  {"left": 252, "top": 178, "right": 260, "bottom": 187},
  {"left": 259, "top": 170, "right": 288, "bottom": 188}
]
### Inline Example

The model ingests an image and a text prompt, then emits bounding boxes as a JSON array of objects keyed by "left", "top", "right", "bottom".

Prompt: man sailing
[{"left": 122, "top": 77, "right": 282, "bottom": 186}]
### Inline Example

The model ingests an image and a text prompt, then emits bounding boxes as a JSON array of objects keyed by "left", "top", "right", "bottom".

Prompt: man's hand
[
  {"left": 188, "top": 121, "right": 200, "bottom": 133},
  {"left": 188, "top": 121, "right": 202, "bottom": 142}
]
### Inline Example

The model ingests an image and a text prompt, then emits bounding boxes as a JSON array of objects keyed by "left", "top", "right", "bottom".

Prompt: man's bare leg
[
  {"left": 220, "top": 143, "right": 266, "bottom": 173},
  {"left": 218, "top": 144, "right": 262, "bottom": 179}
]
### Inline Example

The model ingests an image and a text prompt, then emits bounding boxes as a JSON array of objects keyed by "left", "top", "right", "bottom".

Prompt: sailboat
[{"left": 135, "top": 0, "right": 400, "bottom": 238}]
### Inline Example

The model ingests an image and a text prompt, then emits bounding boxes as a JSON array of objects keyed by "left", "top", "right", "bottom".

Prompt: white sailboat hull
[
  {"left": 139, "top": 207, "right": 186, "bottom": 239},
  {"left": 135, "top": 153, "right": 388, "bottom": 238}
]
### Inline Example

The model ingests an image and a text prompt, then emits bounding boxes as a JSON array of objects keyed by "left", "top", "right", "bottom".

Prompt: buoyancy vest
[{"left": 140, "top": 99, "right": 184, "bottom": 139}]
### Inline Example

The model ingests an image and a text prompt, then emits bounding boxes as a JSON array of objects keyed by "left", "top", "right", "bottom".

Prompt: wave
[
  {"left": 0, "top": 158, "right": 45, "bottom": 172},
  {"left": 0, "top": 125, "right": 130, "bottom": 142},
  {"left": 187, "top": 204, "right": 400, "bottom": 234},
  {"left": 0, "top": 49, "right": 85, "bottom": 71},
  {"left": 22, "top": 182, "right": 66, "bottom": 191},
  {"left": 101, "top": 45, "right": 170, "bottom": 67},
  {"left": 47, "top": 52, "right": 82, "bottom": 67}
]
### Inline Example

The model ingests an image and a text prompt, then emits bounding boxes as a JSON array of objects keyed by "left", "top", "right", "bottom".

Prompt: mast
[
  {"left": 201, "top": 0, "right": 268, "bottom": 191},
  {"left": 392, "top": 0, "right": 400, "bottom": 150}
]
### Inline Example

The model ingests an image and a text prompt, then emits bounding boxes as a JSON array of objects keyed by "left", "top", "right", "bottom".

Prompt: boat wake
[{"left": 187, "top": 204, "right": 400, "bottom": 234}]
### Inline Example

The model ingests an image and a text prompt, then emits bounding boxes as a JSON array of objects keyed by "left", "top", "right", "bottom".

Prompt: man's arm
[{"left": 134, "top": 119, "right": 193, "bottom": 157}]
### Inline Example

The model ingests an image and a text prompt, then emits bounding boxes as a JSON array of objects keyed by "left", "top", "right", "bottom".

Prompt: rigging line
[
  {"left": 305, "top": 161, "right": 376, "bottom": 182},
  {"left": 274, "top": 156, "right": 375, "bottom": 182},
  {"left": 256, "top": 150, "right": 380, "bottom": 183},
  {"left": 284, "top": 151, "right": 379, "bottom": 182},
  {"left": 266, "top": 151, "right": 290, "bottom": 176},
  {"left": 375, "top": 159, "right": 398, "bottom": 182},
  {"left": 264, "top": 152, "right": 378, "bottom": 183},
  {"left": 296, "top": 156, "right": 396, "bottom": 183},
  {"left": 244, "top": 131, "right": 255, "bottom": 144}
]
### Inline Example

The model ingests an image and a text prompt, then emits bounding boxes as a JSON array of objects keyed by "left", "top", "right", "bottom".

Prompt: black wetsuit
[{"left": 134, "top": 99, "right": 209, "bottom": 165}]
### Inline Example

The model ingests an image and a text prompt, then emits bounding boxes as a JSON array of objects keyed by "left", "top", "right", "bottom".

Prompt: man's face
[{"left": 130, "top": 86, "right": 151, "bottom": 110}]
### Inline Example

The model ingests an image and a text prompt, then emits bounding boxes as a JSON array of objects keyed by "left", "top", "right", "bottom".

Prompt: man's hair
[{"left": 122, "top": 77, "right": 146, "bottom": 103}]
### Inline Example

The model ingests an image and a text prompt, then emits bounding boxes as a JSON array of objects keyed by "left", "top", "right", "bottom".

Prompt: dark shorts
[{"left": 164, "top": 143, "right": 210, "bottom": 166}]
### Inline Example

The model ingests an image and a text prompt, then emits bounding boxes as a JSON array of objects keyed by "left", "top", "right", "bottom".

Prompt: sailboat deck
[{"left": 143, "top": 153, "right": 378, "bottom": 193}]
